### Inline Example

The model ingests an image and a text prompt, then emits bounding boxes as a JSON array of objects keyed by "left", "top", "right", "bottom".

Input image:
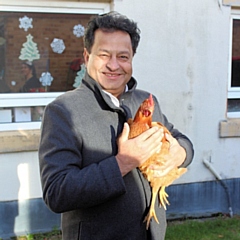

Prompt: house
[{"left": 0, "top": 0, "right": 239, "bottom": 238}]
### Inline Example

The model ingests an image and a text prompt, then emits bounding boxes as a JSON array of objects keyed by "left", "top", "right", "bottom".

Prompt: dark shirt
[{"left": 20, "top": 76, "right": 41, "bottom": 92}]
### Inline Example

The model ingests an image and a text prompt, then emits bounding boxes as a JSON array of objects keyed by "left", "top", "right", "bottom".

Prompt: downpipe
[{"left": 203, "top": 158, "right": 233, "bottom": 218}]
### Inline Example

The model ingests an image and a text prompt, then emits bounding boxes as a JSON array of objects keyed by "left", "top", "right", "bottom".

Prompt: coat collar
[{"left": 81, "top": 72, "right": 137, "bottom": 109}]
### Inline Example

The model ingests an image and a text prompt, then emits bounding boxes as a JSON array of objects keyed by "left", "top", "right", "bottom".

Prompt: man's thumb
[{"left": 120, "top": 122, "right": 130, "bottom": 141}]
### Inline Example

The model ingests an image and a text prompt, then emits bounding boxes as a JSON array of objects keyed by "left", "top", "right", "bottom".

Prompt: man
[{"left": 39, "top": 12, "right": 194, "bottom": 240}]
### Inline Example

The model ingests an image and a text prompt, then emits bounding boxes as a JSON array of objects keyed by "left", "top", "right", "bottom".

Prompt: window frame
[{"left": 0, "top": 1, "right": 110, "bottom": 131}]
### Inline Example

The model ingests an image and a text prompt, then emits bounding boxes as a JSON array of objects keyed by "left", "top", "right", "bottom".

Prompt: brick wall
[{"left": 3, "top": 12, "right": 96, "bottom": 92}]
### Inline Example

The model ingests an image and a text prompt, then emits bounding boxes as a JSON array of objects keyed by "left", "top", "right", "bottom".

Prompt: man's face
[{"left": 84, "top": 29, "right": 133, "bottom": 98}]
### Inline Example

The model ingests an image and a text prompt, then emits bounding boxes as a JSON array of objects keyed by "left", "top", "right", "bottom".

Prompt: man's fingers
[
  {"left": 139, "top": 126, "right": 163, "bottom": 142},
  {"left": 118, "top": 122, "right": 130, "bottom": 142}
]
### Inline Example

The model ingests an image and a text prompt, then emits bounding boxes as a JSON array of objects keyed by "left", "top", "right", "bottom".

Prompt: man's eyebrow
[
  {"left": 118, "top": 51, "right": 131, "bottom": 55},
  {"left": 98, "top": 48, "right": 130, "bottom": 53},
  {"left": 98, "top": 49, "right": 131, "bottom": 55},
  {"left": 98, "top": 48, "right": 109, "bottom": 53}
]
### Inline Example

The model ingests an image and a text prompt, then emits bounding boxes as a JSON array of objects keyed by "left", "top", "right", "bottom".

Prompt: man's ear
[{"left": 83, "top": 48, "right": 89, "bottom": 67}]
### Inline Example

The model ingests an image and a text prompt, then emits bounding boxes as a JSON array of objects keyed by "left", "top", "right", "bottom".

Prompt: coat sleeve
[
  {"left": 152, "top": 95, "right": 194, "bottom": 168},
  {"left": 39, "top": 102, "right": 126, "bottom": 213}
]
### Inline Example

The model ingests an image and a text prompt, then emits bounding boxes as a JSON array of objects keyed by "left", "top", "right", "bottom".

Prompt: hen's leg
[{"left": 144, "top": 184, "right": 159, "bottom": 229}]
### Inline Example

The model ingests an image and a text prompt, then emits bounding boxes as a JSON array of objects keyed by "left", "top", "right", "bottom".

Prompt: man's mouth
[{"left": 105, "top": 73, "right": 121, "bottom": 77}]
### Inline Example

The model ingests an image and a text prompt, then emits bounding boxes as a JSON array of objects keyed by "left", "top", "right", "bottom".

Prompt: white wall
[
  {"left": 1, "top": 0, "right": 239, "bottom": 203},
  {"left": 112, "top": 0, "right": 239, "bottom": 183},
  {"left": 0, "top": 152, "right": 42, "bottom": 201}
]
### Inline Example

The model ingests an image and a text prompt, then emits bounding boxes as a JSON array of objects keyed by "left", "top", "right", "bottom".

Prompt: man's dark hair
[{"left": 84, "top": 12, "right": 141, "bottom": 55}]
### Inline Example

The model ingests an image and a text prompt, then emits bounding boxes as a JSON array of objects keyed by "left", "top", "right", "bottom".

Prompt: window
[
  {"left": 0, "top": 2, "right": 109, "bottom": 131},
  {"left": 228, "top": 14, "right": 240, "bottom": 118}
]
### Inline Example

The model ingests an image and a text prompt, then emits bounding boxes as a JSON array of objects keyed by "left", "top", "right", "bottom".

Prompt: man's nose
[{"left": 106, "top": 56, "right": 119, "bottom": 71}]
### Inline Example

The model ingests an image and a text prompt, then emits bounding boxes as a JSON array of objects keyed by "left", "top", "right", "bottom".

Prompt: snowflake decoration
[
  {"left": 73, "top": 24, "right": 85, "bottom": 38},
  {"left": 0, "top": 37, "right": 6, "bottom": 46},
  {"left": 19, "top": 15, "right": 33, "bottom": 32},
  {"left": 39, "top": 72, "right": 54, "bottom": 87},
  {"left": 73, "top": 64, "right": 86, "bottom": 88},
  {"left": 50, "top": 38, "right": 65, "bottom": 54}
]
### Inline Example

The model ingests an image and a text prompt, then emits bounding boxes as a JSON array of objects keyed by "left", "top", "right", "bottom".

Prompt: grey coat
[{"left": 39, "top": 73, "right": 194, "bottom": 240}]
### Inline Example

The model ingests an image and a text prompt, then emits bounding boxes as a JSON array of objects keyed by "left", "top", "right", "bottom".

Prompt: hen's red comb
[{"left": 149, "top": 94, "right": 154, "bottom": 106}]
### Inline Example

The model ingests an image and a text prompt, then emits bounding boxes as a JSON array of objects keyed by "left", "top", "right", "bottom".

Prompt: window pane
[
  {"left": 228, "top": 99, "right": 240, "bottom": 112},
  {"left": 0, "top": 12, "right": 96, "bottom": 93},
  {"left": 0, "top": 106, "right": 45, "bottom": 123},
  {"left": 232, "top": 19, "right": 240, "bottom": 87}
]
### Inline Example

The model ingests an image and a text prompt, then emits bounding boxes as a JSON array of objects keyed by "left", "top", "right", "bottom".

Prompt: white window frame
[
  {"left": 228, "top": 12, "right": 240, "bottom": 118},
  {"left": 0, "top": 1, "right": 110, "bottom": 131}
]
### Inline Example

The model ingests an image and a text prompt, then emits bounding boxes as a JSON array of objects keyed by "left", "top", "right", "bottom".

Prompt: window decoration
[
  {"left": 19, "top": 34, "right": 40, "bottom": 61},
  {"left": 50, "top": 38, "right": 65, "bottom": 54},
  {"left": 19, "top": 15, "right": 33, "bottom": 32},
  {"left": 0, "top": 37, "right": 6, "bottom": 46},
  {"left": 73, "top": 24, "right": 85, "bottom": 38},
  {"left": 11, "top": 81, "right": 16, "bottom": 86},
  {"left": 73, "top": 64, "right": 86, "bottom": 88},
  {"left": 39, "top": 71, "right": 54, "bottom": 89}
]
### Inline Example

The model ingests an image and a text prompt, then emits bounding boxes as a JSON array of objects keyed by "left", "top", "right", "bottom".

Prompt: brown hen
[{"left": 127, "top": 94, "right": 187, "bottom": 229}]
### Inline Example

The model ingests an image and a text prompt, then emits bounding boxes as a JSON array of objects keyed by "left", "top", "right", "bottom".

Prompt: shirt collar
[{"left": 102, "top": 85, "right": 129, "bottom": 107}]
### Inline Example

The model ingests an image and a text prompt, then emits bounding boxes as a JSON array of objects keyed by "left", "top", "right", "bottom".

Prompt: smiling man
[
  {"left": 84, "top": 29, "right": 133, "bottom": 98},
  {"left": 39, "top": 12, "right": 194, "bottom": 240}
]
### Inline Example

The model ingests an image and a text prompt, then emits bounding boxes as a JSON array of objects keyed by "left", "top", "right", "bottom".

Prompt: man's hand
[{"left": 116, "top": 122, "right": 164, "bottom": 176}]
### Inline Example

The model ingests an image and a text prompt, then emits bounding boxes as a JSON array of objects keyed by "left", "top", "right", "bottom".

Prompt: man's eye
[
  {"left": 119, "top": 55, "right": 128, "bottom": 60},
  {"left": 99, "top": 54, "right": 108, "bottom": 57}
]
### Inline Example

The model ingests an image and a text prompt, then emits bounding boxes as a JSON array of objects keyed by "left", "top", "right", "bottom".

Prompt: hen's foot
[
  {"left": 159, "top": 188, "right": 170, "bottom": 210},
  {"left": 144, "top": 208, "right": 159, "bottom": 230}
]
